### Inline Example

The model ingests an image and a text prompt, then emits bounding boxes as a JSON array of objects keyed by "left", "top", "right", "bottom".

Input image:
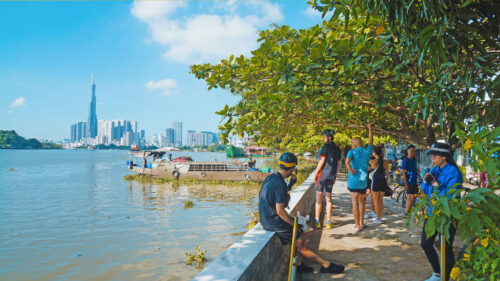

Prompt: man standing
[
  {"left": 259, "top": 152, "right": 345, "bottom": 274},
  {"left": 312, "top": 129, "right": 341, "bottom": 229},
  {"left": 345, "top": 124, "right": 373, "bottom": 232},
  {"left": 402, "top": 144, "right": 418, "bottom": 215}
]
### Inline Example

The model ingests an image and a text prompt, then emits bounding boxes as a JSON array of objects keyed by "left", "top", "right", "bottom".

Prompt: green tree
[{"left": 191, "top": 0, "right": 498, "bottom": 151}]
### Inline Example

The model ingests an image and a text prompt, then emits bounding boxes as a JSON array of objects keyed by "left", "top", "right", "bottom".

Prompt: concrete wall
[{"left": 192, "top": 174, "right": 316, "bottom": 281}]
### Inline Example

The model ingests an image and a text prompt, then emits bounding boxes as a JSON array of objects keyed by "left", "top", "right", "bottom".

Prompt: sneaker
[
  {"left": 325, "top": 221, "right": 334, "bottom": 229},
  {"left": 364, "top": 211, "right": 376, "bottom": 219},
  {"left": 320, "top": 261, "right": 345, "bottom": 274},
  {"left": 372, "top": 218, "right": 383, "bottom": 224},
  {"left": 314, "top": 220, "right": 321, "bottom": 228},
  {"left": 425, "top": 273, "right": 441, "bottom": 281},
  {"left": 296, "top": 263, "right": 314, "bottom": 274}
]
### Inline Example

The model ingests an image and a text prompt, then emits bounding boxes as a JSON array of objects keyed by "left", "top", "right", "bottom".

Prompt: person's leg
[
  {"left": 406, "top": 193, "right": 415, "bottom": 214},
  {"left": 325, "top": 192, "right": 332, "bottom": 222},
  {"left": 373, "top": 191, "right": 384, "bottom": 220},
  {"left": 350, "top": 192, "right": 360, "bottom": 229},
  {"left": 315, "top": 191, "right": 323, "bottom": 222},
  {"left": 357, "top": 192, "right": 366, "bottom": 228},
  {"left": 296, "top": 236, "right": 329, "bottom": 268},
  {"left": 444, "top": 223, "right": 457, "bottom": 281},
  {"left": 420, "top": 219, "right": 441, "bottom": 275}
]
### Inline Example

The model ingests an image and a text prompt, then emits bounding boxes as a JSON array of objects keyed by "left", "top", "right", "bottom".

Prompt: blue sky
[{"left": 0, "top": 0, "right": 326, "bottom": 141}]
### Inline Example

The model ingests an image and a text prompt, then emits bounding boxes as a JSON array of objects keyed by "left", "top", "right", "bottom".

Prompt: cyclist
[
  {"left": 420, "top": 143, "right": 463, "bottom": 281},
  {"left": 312, "top": 129, "right": 341, "bottom": 229}
]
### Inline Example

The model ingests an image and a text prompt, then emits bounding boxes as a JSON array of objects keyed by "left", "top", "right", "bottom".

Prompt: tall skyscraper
[
  {"left": 87, "top": 74, "right": 98, "bottom": 139},
  {"left": 171, "top": 121, "right": 182, "bottom": 146},
  {"left": 165, "top": 128, "right": 175, "bottom": 146}
]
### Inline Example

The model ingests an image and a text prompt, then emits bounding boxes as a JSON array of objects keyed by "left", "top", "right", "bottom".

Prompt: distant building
[
  {"left": 97, "top": 119, "right": 139, "bottom": 145},
  {"left": 165, "top": 128, "right": 175, "bottom": 146},
  {"left": 87, "top": 74, "right": 98, "bottom": 139},
  {"left": 70, "top": 124, "right": 77, "bottom": 142},
  {"left": 172, "top": 121, "right": 182, "bottom": 146},
  {"left": 187, "top": 130, "right": 218, "bottom": 146}
]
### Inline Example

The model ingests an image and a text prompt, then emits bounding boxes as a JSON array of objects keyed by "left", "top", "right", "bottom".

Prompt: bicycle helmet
[
  {"left": 321, "top": 129, "right": 335, "bottom": 140},
  {"left": 278, "top": 152, "right": 298, "bottom": 169}
]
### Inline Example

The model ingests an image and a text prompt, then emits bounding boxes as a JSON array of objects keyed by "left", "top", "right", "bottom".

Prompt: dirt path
[{"left": 297, "top": 177, "right": 462, "bottom": 281}]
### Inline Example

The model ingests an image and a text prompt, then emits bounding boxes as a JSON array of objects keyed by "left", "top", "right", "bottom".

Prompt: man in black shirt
[
  {"left": 312, "top": 129, "right": 341, "bottom": 229},
  {"left": 259, "top": 152, "right": 345, "bottom": 274}
]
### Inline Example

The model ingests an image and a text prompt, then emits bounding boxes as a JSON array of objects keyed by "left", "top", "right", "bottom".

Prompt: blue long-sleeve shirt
[{"left": 420, "top": 163, "right": 463, "bottom": 214}]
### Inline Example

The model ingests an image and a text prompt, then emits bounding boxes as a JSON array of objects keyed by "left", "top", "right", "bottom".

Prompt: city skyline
[{"left": 0, "top": 1, "right": 327, "bottom": 141}]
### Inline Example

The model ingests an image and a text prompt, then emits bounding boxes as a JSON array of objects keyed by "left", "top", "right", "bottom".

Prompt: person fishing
[{"left": 420, "top": 143, "right": 463, "bottom": 281}]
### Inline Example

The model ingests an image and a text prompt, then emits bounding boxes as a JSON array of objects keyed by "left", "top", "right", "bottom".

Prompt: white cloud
[
  {"left": 131, "top": 1, "right": 284, "bottom": 64},
  {"left": 7, "top": 110, "right": 13, "bottom": 114},
  {"left": 146, "top": 78, "right": 178, "bottom": 95},
  {"left": 9, "top": 96, "right": 25, "bottom": 108}
]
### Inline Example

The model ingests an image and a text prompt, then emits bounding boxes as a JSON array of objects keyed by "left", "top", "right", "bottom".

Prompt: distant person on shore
[
  {"left": 420, "top": 143, "right": 462, "bottom": 281},
  {"left": 248, "top": 156, "right": 256, "bottom": 169},
  {"left": 345, "top": 124, "right": 373, "bottom": 232},
  {"left": 259, "top": 152, "right": 345, "bottom": 274},
  {"left": 312, "top": 129, "right": 341, "bottom": 229},
  {"left": 367, "top": 145, "right": 389, "bottom": 223},
  {"left": 402, "top": 144, "right": 418, "bottom": 215}
]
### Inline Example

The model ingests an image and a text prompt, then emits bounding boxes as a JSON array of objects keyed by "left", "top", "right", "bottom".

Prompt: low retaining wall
[{"left": 192, "top": 173, "right": 317, "bottom": 281}]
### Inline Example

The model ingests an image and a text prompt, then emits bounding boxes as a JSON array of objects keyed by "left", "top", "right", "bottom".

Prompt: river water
[{"left": 0, "top": 150, "right": 260, "bottom": 281}]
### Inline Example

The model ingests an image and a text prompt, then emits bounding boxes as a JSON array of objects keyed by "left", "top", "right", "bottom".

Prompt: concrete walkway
[{"left": 297, "top": 176, "right": 457, "bottom": 281}]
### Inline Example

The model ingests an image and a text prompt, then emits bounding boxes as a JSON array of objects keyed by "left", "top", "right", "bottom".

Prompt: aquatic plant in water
[
  {"left": 185, "top": 245, "right": 207, "bottom": 266},
  {"left": 184, "top": 200, "right": 195, "bottom": 209}
]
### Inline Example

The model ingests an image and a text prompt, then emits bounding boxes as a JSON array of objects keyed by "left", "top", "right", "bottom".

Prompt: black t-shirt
[
  {"left": 318, "top": 142, "right": 341, "bottom": 182},
  {"left": 258, "top": 173, "right": 290, "bottom": 232}
]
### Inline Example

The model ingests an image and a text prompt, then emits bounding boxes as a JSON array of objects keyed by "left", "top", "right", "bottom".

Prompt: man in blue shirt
[
  {"left": 345, "top": 124, "right": 373, "bottom": 232},
  {"left": 259, "top": 152, "right": 345, "bottom": 274},
  {"left": 402, "top": 144, "right": 418, "bottom": 215}
]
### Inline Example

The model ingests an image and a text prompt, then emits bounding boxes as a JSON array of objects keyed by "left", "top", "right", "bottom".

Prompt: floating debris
[{"left": 8, "top": 168, "right": 15, "bottom": 172}]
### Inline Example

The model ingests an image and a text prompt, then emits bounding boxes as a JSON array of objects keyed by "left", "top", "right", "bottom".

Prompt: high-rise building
[
  {"left": 70, "top": 124, "right": 77, "bottom": 142},
  {"left": 77, "top": 121, "right": 87, "bottom": 141},
  {"left": 187, "top": 130, "right": 218, "bottom": 146},
  {"left": 165, "top": 128, "right": 175, "bottom": 146},
  {"left": 87, "top": 74, "right": 98, "bottom": 139},
  {"left": 171, "top": 121, "right": 182, "bottom": 146}
]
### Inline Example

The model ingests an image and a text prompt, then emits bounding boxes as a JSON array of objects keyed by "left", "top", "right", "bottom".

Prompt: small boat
[
  {"left": 225, "top": 145, "right": 246, "bottom": 158},
  {"left": 130, "top": 145, "right": 140, "bottom": 151},
  {"left": 128, "top": 149, "right": 272, "bottom": 182}
]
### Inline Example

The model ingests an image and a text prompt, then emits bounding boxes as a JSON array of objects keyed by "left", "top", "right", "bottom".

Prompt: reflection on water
[{"left": 0, "top": 150, "right": 259, "bottom": 281}]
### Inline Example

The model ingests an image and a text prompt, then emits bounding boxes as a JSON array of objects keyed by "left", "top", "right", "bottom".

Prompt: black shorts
[
  {"left": 408, "top": 185, "right": 418, "bottom": 195},
  {"left": 368, "top": 177, "right": 389, "bottom": 192},
  {"left": 348, "top": 188, "right": 367, "bottom": 194},
  {"left": 276, "top": 224, "right": 303, "bottom": 245},
  {"left": 316, "top": 179, "right": 334, "bottom": 193}
]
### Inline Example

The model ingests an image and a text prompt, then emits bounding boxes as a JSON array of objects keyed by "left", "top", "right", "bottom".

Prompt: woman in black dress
[{"left": 368, "top": 145, "right": 389, "bottom": 223}]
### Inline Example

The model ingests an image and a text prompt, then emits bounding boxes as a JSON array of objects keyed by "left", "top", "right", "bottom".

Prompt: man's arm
[
  {"left": 402, "top": 159, "right": 409, "bottom": 190},
  {"left": 346, "top": 157, "right": 357, "bottom": 175},
  {"left": 276, "top": 203, "right": 294, "bottom": 226},
  {"left": 313, "top": 157, "right": 326, "bottom": 180},
  {"left": 368, "top": 123, "right": 373, "bottom": 146}
]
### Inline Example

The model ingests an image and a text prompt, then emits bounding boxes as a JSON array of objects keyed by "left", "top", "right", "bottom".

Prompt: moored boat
[
  {"left": 128, "top": 149, "right": 272, "bottom": 182},
  {"left": 225, "top": 145, "right": 246, "bottom": 158}
]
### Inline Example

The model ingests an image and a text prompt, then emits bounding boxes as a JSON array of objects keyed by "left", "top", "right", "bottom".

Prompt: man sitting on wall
[{"left": 258, "top": 152, "right": 345, "bottom": 274}]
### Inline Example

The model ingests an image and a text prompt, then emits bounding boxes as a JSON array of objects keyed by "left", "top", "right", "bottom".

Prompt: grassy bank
[{"left": 123, "top": 174, "right": 260, "bottom": 186}]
